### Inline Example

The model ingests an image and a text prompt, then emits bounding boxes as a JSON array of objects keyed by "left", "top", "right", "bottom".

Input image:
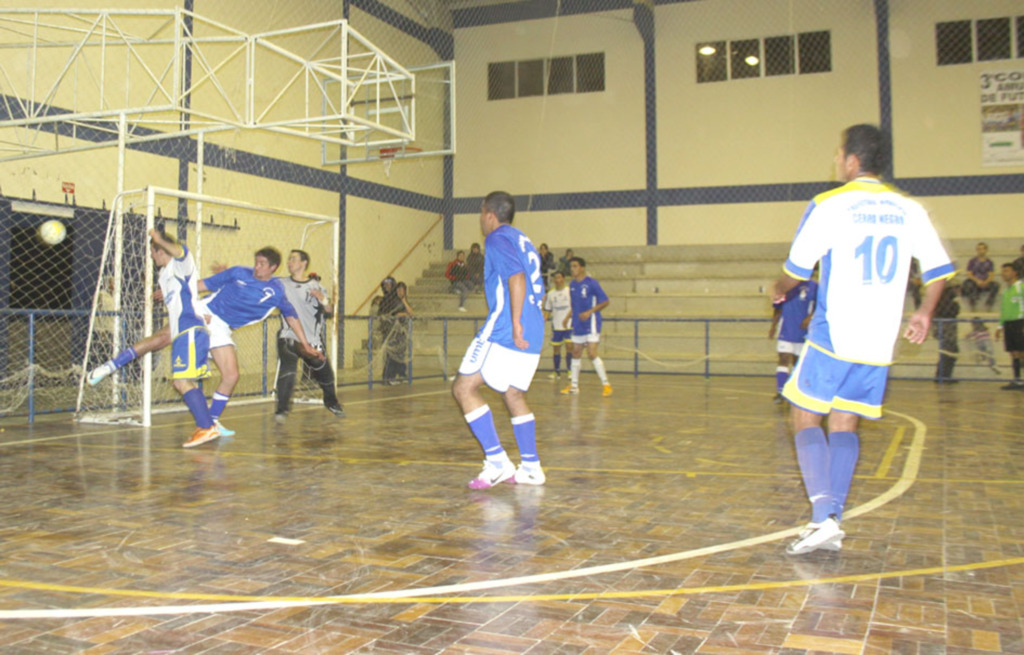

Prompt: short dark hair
[
  {"left": 255, "top": 246, "right": 282, "bottom": 270},
  {"left": 291, "top": 249, "right": 310, "bottom": 266},
  {"left": 1003, "top": 262, "right": 1017, "bottom": 270},
  {"left": 456, "top": 249, "right": 465, "bottom": 256},
  {"left": 843, "top": 124, "right": 889, "bottom": 176},
  {"left": 470, "top": 243, "right": 481, "bottom": 252},
  {"left": 570, "top": 256, "right": 586, "bottom": 268},
  {"left": 483, "top": 191, "right": 515, "bottom": 224},
  {"left": 978, "top": 242, "right": 988, "bottom": 248}
]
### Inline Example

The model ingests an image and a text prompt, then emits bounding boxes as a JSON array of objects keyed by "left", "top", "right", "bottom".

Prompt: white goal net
[{"left": 75, "top": 187, "right": 339, "bottom": 426}]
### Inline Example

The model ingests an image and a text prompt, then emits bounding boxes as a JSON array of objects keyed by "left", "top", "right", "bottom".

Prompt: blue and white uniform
[
  {"left": 543, "top": 285, "right": 572, "bottom": 344},
  {"left": 459, "top": 224, "right": 545, "bottom": 392},
  {"left": 569, "top": 275, "right": 609, "bottom": 343},
  {"left": 782, "top": 177, "right": 954, "bottom": 417},
  {"left": 160, "top": 245, "right": 210, "bottom": 380},
  {"left": 201, "top": 266, "right": 299, "bottom": 348},
  {"left": 774, "top": 279, "right": 817, "bottom": 354}
]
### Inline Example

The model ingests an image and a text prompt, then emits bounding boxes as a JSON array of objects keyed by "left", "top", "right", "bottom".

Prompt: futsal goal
[{"left": 75, "top": 187, "right": 339, "bottom": 426}]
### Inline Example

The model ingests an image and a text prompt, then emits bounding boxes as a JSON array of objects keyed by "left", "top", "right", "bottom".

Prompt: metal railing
[{"left": 1, "top": 309, "right": 1003, "bottom": 423}]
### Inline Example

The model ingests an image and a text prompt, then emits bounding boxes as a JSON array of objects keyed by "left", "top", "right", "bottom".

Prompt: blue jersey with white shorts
[
  {"left": 202, "top": 266, "right": 298, "bottom": 330},
  {"left": 476, "top": 224, "right": 545, "bottom": 353},
  {"left": 569, "top": 276, "right": 608, "bottom": 336},
  {"left": 774, "top": 279, "right": 817, "bottom": 343}
]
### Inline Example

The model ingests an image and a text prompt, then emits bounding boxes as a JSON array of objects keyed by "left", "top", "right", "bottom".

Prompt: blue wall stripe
[
  {"left": 454, "top": 0, "right": 634, "bottom": 28},
  {"left": 875, "top": 0, "right": 894, "bottom": 178},
  {"left": 352, "top": 0, "right": 453, "bottom": 59}
]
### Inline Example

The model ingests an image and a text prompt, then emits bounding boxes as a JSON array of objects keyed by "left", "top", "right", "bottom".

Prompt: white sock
[
  {"left": 570, "top": 358, "right": 582, "bottom": 385},
  {"left": 592, "top": 357, "right": 609, "bottom": 385}
]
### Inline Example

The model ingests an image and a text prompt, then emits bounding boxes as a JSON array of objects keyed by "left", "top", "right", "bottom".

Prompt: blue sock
[
  {"left": 775, "top": 367, "right": 789, "bottom": 393},
  {"left": 827, "top": 431, "right": 860, "bottom": 521},
  {"left": 794, "top": 427, "right": 832, "bottom": 523},
  {"left": 183, "top": 388, "right": 213, "bottom": 429},
  {"left": 511, "top": 413, "right": 538, "bottom": 464},
  {"left": 209, "top": 392, "right": 230, "bottom": 421},
  {"left": 112, "top": 347, "right": 138, "bottom": 369},
  {"left": 465, "top": 405, "right": 505, "bottom": 460},
  {"left": 566, "top": 352, "right": 573, "bottom": 370},
  {"left": 553, "top": 353, "right": 561, "bottom": 373}
]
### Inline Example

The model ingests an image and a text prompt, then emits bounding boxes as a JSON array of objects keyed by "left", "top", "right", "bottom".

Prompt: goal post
[{"left": 75, "top": 187, "right": 340, "bottom": 426}]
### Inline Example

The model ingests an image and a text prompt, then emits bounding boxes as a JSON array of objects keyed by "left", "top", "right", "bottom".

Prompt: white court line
[{"left": 0, "top": 408, "right": 927, "bottom": 619}]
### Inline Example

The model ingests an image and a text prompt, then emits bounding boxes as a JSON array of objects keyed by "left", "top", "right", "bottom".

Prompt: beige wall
[
  {"left": 451, "top": 0, "right": 1022, "bottom": 247},
  {"left": 453, "top": 9, "right": 646, "bottom": 196}
]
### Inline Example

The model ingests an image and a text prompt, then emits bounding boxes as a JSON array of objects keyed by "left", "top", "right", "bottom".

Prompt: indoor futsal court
[
  {"left": 0, "top": 374, "right": 1022, "bottom": 653},
  {"left": 1, "top": 0, "right": 1023, "bottom": 653}
]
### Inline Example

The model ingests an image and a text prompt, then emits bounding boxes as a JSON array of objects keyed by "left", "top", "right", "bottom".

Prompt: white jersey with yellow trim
[
  {"left": 784, "top": 177, "right": 954, "bottom": 364},
  {"left": 158, "top": 245, "right": 206, "bottom": 338}
]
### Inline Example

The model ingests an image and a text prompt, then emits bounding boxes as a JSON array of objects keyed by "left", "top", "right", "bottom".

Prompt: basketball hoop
[{"left": 379, "top": 145, "right": 422, "bottom": 178}]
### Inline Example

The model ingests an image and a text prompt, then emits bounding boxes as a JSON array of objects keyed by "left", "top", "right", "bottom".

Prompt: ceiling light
[{"left": 698, "top": 45, "right": 716, "bottom": 56}]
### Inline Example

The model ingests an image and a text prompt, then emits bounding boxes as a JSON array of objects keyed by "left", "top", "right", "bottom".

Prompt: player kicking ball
[
  {"left": 452, "top": 191, "right": 547, "bottom": 488},
  {"left": 90, "top": 229, "right": 219, "bottom": 447}
]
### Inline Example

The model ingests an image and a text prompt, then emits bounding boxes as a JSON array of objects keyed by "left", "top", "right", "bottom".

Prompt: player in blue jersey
[
  {"left": 768, "top": 274, "right": 817, "bottom": 403},
  {"left": 561, "top": 257, "right": 612, "bottom": 396},
  {"left": 89, "top": 229, "right": 220, "bottom": 447},
  {"left": 453, "top": 191, "right": 547, "bottom": 488},
  {"left": 773, "top": 124, "right": 954, "bottom": 555},
  {"left": 196, "top": 247, "right": 322, "bottom": 434}
]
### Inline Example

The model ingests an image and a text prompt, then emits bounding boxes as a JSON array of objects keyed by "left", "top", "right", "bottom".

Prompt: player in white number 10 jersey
[
  {"left": 453, "top": 191, "right": 547, "bottom": 489},
  {"left": 774, "top": 124, "right": 954, "bottom": 555}
]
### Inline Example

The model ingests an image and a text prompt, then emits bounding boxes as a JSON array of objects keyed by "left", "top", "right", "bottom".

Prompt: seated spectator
[
  {"left": 445, "top": 250, "right": 473, "bottom": 312},
  {"left": 1013, "top": 244, "right": 1024, "bottom": 278},
  {"left": 466, "top": 243, "right": 484, "bottom": 291},
  {"left": 961, "top": 241, "right": 999, "bottom": 311}
]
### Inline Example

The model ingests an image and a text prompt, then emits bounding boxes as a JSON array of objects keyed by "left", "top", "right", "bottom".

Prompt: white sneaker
[
  {"left": 88, "top": 361, "right": 116, "bottom": 386},
  {"left": 458, "top": 306, "right": 467, "bottom": 313},
  {"left": 547, "top": 371, "right": 560, "bottom": 380},
  {"left": 513, "top": 464, "right": 546, "bottom": 485},
  {"left": 786, "top": 517, "right": 844, "bottom": 555},
  {"left": 468, "top": 459, "right": 516, "bottom": 489}
]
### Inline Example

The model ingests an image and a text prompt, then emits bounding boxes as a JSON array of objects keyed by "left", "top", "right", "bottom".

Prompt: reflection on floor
[{"left": 0, "top": 376, "right": 1021, "bottom": 653}]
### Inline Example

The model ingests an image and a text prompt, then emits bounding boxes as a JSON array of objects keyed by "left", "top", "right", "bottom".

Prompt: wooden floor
[{"left": 0, "top": 374, "right": 1022, "bottom": 654}]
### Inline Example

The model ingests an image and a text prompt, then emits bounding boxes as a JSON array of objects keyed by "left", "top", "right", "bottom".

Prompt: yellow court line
[
  {"left": 873, "top": 426, "right": 905, "bottom": 479},
  {"left": 0, "top": 555, "right": 1021, "bottom": 619}
]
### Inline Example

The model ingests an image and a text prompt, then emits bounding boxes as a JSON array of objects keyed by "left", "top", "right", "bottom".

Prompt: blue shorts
[
  {"left": 550, "top": 329, "right": 572, "bottom": 345},
  {"left": 171, "top": 327, "right": 211, "bottom": 380},
  {"left": 782, "top": 343, "right": 888, "bottom": 419}
]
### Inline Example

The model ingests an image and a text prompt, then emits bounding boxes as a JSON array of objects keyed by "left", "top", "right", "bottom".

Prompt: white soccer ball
[{"left": 38, "top": 219, "right": 67, "bottom": 246}]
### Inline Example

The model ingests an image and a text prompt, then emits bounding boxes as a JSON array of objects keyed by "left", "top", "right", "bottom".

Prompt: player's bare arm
[
  {"left": 580, "top": 299, "right": 609, "bottom": 322},
  {"left": 285, "top": 315, "right": 325, "bottom": 361},
  {"left": 904, "top": 278, "right": 946, "bottom": 345},
  {"left": 508, "top": 272, "right": 529, "bottom": 350},
  {"left": 148, "top": 229, "right": 184, "bottom": 258}
]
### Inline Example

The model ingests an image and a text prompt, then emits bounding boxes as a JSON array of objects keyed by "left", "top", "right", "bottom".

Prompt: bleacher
[{"left": 369, "top": 239, "right": 1020, "bottom": 382}]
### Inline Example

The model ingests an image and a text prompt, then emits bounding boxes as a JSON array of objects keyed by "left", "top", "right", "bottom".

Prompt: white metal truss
[{"left": 0, "top": 9, "right": 416, "bottom": 162}]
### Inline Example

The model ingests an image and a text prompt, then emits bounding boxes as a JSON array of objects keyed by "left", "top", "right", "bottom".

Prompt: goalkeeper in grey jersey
[{"left": 274, "top": 249, "right": 345, "bottom": 422}]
